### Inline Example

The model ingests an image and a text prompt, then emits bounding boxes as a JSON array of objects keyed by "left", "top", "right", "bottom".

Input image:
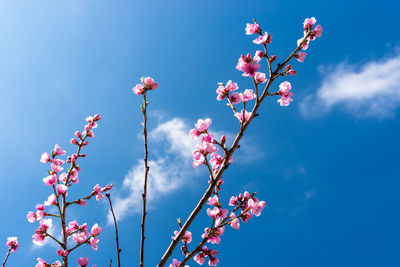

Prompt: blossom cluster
[
  {"left": 166, "top": 18, "right": 321, "bottom": 267},
  {"left": 193, "top": 190, "right": 265, "bottom": 266},
  {"left": 26, "top": 114, "right": 112, "bottom": 266},
  {"left": 189, "top": 118, "right": 231, "bottom": 171},
  {"left": 6, "top": 237, "right": 19, "bottom": 252},
  {"left": 133, "top": 76, "right": 159, "bottom": 95}
]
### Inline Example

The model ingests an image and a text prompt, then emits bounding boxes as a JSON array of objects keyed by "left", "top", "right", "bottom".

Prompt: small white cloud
[{"left": 300, "top": 54, "right": 400, "bottom": 118}]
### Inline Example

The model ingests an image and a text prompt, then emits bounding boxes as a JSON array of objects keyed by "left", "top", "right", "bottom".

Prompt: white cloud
[
  {"left": 110, "top": 117, "right": 197, "bottom": 223},
  {"left": 300, "top": 54, "right": 400, "bottom": 118},
  {"left": 110, "top": 116, "right": 266, "bottom": 223}
]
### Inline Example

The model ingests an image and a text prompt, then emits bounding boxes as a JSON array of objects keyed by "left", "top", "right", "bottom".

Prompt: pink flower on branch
[
  {"left": 254, "top": 72, "right": 266, "bottom": 84},
  {"left": 253, "top": 32, "right": 272, "bottom": 45},
  {"left": 234, "top": 110, "right": 252, "bottom": 123},
  {"left": 132, "top": 76, "right": 158, "bottom": 95},
  {"left": 245, "top": 22, "right": 260, "bottom": 35},
  {"left": 77, "top": 257, "right": 89, "bottom": 267},
  {"left": 277, "top": 81, "right": 293, "bottom": 107},
  {"left": 6, "top": 237, "right": 19, "bottom": 252},
  {"left": 240, "top": 89, "right": 256, "bottom": 102},
  {"left": 295, "top": 52, "right": 307, "bottom": 63},
  {"left": 236, "top": 53, "right": 260, "bottom": 77},
  {"left": 216, "top": 80, "right": 238, "bottom": 101}
]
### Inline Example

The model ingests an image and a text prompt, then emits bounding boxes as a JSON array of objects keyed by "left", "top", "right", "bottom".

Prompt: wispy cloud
[
  {"left": 291, "top": 190, "right": 316, "bottom": 216},
  {"left": 110, "top": 117, "right": 196, "bottom": 223},
  {"left": 300, "top": 54, "right": 400, "bottom": 118},
  {"left": 110, "top": 116, "right": 266, "bottom": 223}
]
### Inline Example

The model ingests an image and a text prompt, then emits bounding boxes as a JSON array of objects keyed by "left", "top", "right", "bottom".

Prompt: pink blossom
[
  {"left": 253, "top": 32, "right": 272, "bottom": 45},
  {"left": 89, "top": 237, "right": 99, "bottom": 250},
  {"left": 190, "top": 129, "right": 201, "bottom": 140},
  {"left": 170, "top": 259, "right": 185, "bottom": 267},
  {"left": 208, "top": 250, "right": 219, "bottom": 266},
  {"left": 249, "top": 199, "right": 267, "bottom": 216},
  {"left": 201, "top": 133, "right": 214, "bottom": 144},
  {"left": 295, "top": 52, "right": 307, "bottom": 63},
  {"left": 269, "top": 55, "right": 277, "bottom": 62},
  {"left": 91, "top": 224, "right": 102, "bottom": 235},
  {"left": 196, "top": 142, "right": 218, "bottom": 154},
  {"left": 57, "top": 249, "right": 69, "bottom": 256},
  {"left": 171, "top": 230, "right": 192, "bottom": 244},
  {"left": 194, "top": 252, "right": 206, "bottom": 265},
  {"left": 103, "top": 184, "right": 113, "bottom": 191},
  {"left": 183, "top": 231, "right": 192, "bottom": 243},
  {"left": 51, "top": 163, "right": 63, "bottom": 173},
  {"left": 277, "top": 81, "right": 293, "bottom": 107},
  {"left": 75, "top": 131, "right": 82, "bottom": 139},
  {"left": 216, "top": 80, "right": 238, "bottom": 101},
  {"left": 234, "top": 110, "right": 252, "bottom": 123},
  {"left": 54, "top": 144, "right": 66, "bottom": 156},
  {"left": 93, "top": 184, "right": 105, "bottom": 200},
  {"left": 241, "top": 212, "right": 252, "bottom": 223},
  {"left": 27, "top": 211, "right": 37, "bottom": 223},
  {"left": 70, "top": 138, "right": 79, "bottom": 145},
  {"left": 133, "top": 84, "right": 145, "bottom": 95},
  {"left": 70, "top": 169, "right": 79, "bottom": 184},
  {"left": 207, "top": 195, "right": 219, "bottom": 206},
  {"left": 77, "top": 199, "right": 87, "bottom": 206},
  {"left": 43, "top": 174, "right": 57, "bottom": 186},
  {"left": 230, "top": 218, "right": 240, "bottom": 229},
  {"left": 192, "top": 151, "right": 205, "bottom": 168},
  {"left": 195, "top": 118, "right": 212, "bottom": 132},
  {"left": 236, "top": 53, "right": 260, "bottom": 77},
  {"left": 207, "top": 207, "right": 228, "bottom": 220},
  {"left": 40, "top": 218, "right": 52, "bottom": 229},
  {"left": 240, "top": 89, "right": 256, "bottom": 102},
  {"left": 40, "top": 152, "right": 51, "bottom": 163},
  {"left": 314, "top": 24, "right": 323, "bottom": 37},
  {"left": 229, "top": 196, "right": 238, "bottom": 206},
  {"left": 202, "top": 226, "right": 224, "bottom": 245},
  {"left": 284, "top": 65, "right": 297, "bottom": 76},
  {"left": 78, "top": 257, "right": 89, "bottom": 267},
  {"left": 35, "top": 258, "right": 47, "bottom": 267},
  {"left": 6, "top": 237, "right": 19, "bottom": 252},
  {"left": 44, "top": 194, "right": 56, "bottom": 206},
  {"left": 229, "top": 92, "right": 241, "bottom": 104},
  {"left": 143, "top": 77, "right": 158, "bottom": 90},
  {"left": 303, "top": 17, "right": 316, "bottom": 32},
  {"left": 209, "top": 153, "right": 223, "bottom": 170},
  {"left": 32, "top": 233, "right": 45, "bottom": 246},
  {"left": 245, "top": 22, "right": 260, "bottom": 35},
  {"left": 254, "top": 72, "right": 266, "bottom": 84},
  {"left": 36, "top": 210, "right": 46, "bottom": 220},
  {"left": 36, "top": 204, "right": 45, "bottom": 211},
  {"left": 93, "top": 114, "right": 101, "bottom": 121},
  {"left": 297, "top": 37, "right": 309, "bottom": 50},
  {"left": 72, "top": 232, "right": 87, "bottom": 244},
  {"left": 253, "top": 50, "right": 264, "bottom": 63},
  {"left": 56, "top": 184, "right": 68, "bottom": 195}
]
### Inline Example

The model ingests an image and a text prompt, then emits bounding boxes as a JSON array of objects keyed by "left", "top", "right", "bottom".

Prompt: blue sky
[{"left": 1, "top": 0, "right": 399, "bottom": 266}]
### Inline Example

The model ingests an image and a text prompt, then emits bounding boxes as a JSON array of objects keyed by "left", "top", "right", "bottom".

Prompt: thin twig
[
  {"left": 1, "top": 248, "right": 11, "bottom": 267},
  {"left": 107, "top": 193, "right": 121, "bottom": 267},
  {"left": 140, "top": 91, "right": 150, "bottom": 267}
]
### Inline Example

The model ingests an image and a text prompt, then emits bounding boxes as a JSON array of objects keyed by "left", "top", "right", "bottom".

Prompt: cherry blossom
[
  {"left": 245, "top": 22, "right": 260, "bottom": 35},
  {"left": 6, "top": 237, "right": 19, "bottom": 252}
]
